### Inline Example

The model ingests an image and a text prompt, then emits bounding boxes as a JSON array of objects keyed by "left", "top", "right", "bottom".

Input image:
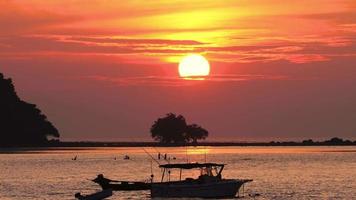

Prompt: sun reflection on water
[{"left": 186, "top": 147, "right": 210, "bottom": 155}]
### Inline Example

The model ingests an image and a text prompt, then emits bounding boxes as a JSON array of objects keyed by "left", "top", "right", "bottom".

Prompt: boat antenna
[
  {"left": 186, "top": 145, "right": 189, "bottom": 163},
  {"left": 142, "top": 148, "right": 161, "bottom": 165},
  {"left": 204, "top": 147, "right": 207, "bottom": 163},
  {"left": 150, "top": 160, "right": 153, "bottom": 174},
  {"left": 150, "top": 160, "right": 154, "bottom": 183}
]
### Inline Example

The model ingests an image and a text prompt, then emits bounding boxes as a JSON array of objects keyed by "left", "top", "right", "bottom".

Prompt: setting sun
[{"left": 178, "top": 54, "right": 210, "bottom": 77}]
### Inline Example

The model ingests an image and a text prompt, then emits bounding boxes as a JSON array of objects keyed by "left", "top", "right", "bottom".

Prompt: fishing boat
[
  {"left": 92, "top": 174, "right": 151, "bottom": 191},
  {"left": 151, "top": 162, "right": 252, "bottom": 198},
  {"left": 74, "top": 189, "right": 112, "bottom": 200}
]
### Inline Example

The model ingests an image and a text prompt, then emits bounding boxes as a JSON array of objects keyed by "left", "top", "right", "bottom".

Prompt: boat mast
[
  {"left": 161, "top": 168, "right": 165, "bottom": 182},
  {"left": 179, "top": 169, "right": 182, "bottom": 181},
  {"left": 218, "top": 165, "right": 224, "bottom": 176}
]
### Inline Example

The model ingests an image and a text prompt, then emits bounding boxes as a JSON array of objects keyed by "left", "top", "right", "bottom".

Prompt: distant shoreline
[
  {"left": 1, "top": 141, "right": 355, "bottom": 148},
  {"left": 55, "top": 141, "right": 356, "bottom": 147},
  {"left": 1, "top": 137, "right": 355, "bottom": 148}
]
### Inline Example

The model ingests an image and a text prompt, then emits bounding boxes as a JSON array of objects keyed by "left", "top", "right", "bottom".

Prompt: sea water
[{"left": 0, "top": 146, "right": 355, "bottom": 199}]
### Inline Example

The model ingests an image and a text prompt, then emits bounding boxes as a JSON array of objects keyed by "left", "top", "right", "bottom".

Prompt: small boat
[
  {"left": 92, "top": 174, "right": 151, "bottom": 191},
  {"left": 151, "top": 162, "right": 252, "bottom": 198},
  {"left": 74, "top": 189, "right": 112, "bottom": 200}
]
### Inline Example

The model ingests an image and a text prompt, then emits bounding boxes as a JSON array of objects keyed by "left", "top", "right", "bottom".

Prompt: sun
[{"left": 178, "top": 54, "right": 210, "bottom": 77}]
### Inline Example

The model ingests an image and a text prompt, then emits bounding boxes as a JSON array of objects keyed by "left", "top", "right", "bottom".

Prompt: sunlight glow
[
  {"left": 186, "top": 147, "right": 210, "bottom": 155},
  {"left": 178, "top": 54, "right": 210, "bottom": 77}
]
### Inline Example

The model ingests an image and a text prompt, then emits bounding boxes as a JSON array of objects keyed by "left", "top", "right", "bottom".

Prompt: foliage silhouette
[
  {"left": 186, "top": 124, "right": 209, "bottom": 144},
  {"left": 0, "top": 73, "right": 59, "bottom": 147},
  {"left": 302, "top": 139, "right": 314, "bottom": 145},
  {"left": 150, "top": 113, "right": 208, "bottom": 144}
]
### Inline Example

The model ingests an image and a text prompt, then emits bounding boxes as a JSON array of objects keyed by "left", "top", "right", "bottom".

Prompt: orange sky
[{"left": 1, "top": 0, "right": 356, "bottom": 141}]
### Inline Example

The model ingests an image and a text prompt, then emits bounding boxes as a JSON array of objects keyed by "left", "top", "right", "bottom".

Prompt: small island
[{"left": 150, "top": 113, "right": 208, "bottom": 145}]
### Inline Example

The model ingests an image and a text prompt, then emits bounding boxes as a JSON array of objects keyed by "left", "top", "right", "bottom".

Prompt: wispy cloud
[
  {"left": 87, "top": 74, "right": 292, "bottom": 87},
  {"left": 1, "top": 34, "right": 355, "bottom": 64},
  {"left": 1, "top": 0, "right": 356, "bottom": 65},
  {"left": 66, "top": 37, "right": 207, "bottom": 46},
  {"left": 0, "top": 1, "right": 81, "bottom": 35}
]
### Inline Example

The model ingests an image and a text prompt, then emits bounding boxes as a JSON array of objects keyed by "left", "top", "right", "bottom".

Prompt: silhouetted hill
[{"left": 0, "top": 73, "right": 59, "bottom": 147}]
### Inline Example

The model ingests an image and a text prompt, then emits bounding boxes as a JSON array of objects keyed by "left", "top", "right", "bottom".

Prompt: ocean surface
[{"left": 0, "top": 146, "right": 355, "bottom": 200}]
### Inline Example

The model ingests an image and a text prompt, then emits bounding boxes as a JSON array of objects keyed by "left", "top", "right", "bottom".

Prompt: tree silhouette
[
  {"left": 302, "top": 139, "right": 314, "bottom": 145},
  {"left": 0, "top": 73, "right": 59, "bottom": 147},
  {"left": 324, "top": 137, "right": 344, "bottom": 145},
  {"left": 150, "top": 113, "right": 188, "bottom": 144},
  {"left": 186, "top": 124, "right": 209, "bottom": 144},
  {"left": 150, "top": 113, "right": 208, "bottom": 144}
]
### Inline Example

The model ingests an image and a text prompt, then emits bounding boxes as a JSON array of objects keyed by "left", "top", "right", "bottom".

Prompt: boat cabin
[{"left": 158, "top": 163, "right": 225, "bottom": 182}]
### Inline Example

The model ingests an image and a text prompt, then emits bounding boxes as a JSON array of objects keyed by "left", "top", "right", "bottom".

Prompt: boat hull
[
  {"left": 93, "top": 174, "right": 152, "bottom": 191},
  {"left": 151, "top": 179, "right": 245, "bottom": 198},
  {"left": 75, "top": 189, "right": 113, "bottom": 200},
  {"left": 99, "top": 182, "right": 151, "bottom": 191}
]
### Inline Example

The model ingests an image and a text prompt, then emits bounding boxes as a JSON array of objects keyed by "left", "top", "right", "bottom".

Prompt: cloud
[
  {"left": 203, "top": 34, "right": 356, "bottom": 63},
  {"left": 0, "top": 1, "right": 80, "bottom": 35},
  {"left": 298, "top": 11, "right": 356, "bottom": 24},
  {"left": 1, "top": 34, "right": 355, "bottom": 65},
  {"left": 87, "top": 74, "right": 292, "bottom": 87},
  {"left": 0, "top": 35, "right": 201, "bottom": 56},
  {"left": 1, "top": 0, "right": 356, "bottom": 66},
  {"left": 66, "top": 37, "right": 207, "bottom": 46},
  {"left": 339, "top": 24, "right": 356, "bottom": 33}
]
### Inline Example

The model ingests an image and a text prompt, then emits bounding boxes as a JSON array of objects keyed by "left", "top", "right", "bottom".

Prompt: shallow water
[{"left": 0, "top": 146, "right": 355, "bottom": 200}]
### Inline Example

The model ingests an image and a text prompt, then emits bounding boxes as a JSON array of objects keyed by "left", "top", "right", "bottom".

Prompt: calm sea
[{"left": 0, "top": 146, "right": 355, "bottom": 200}]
